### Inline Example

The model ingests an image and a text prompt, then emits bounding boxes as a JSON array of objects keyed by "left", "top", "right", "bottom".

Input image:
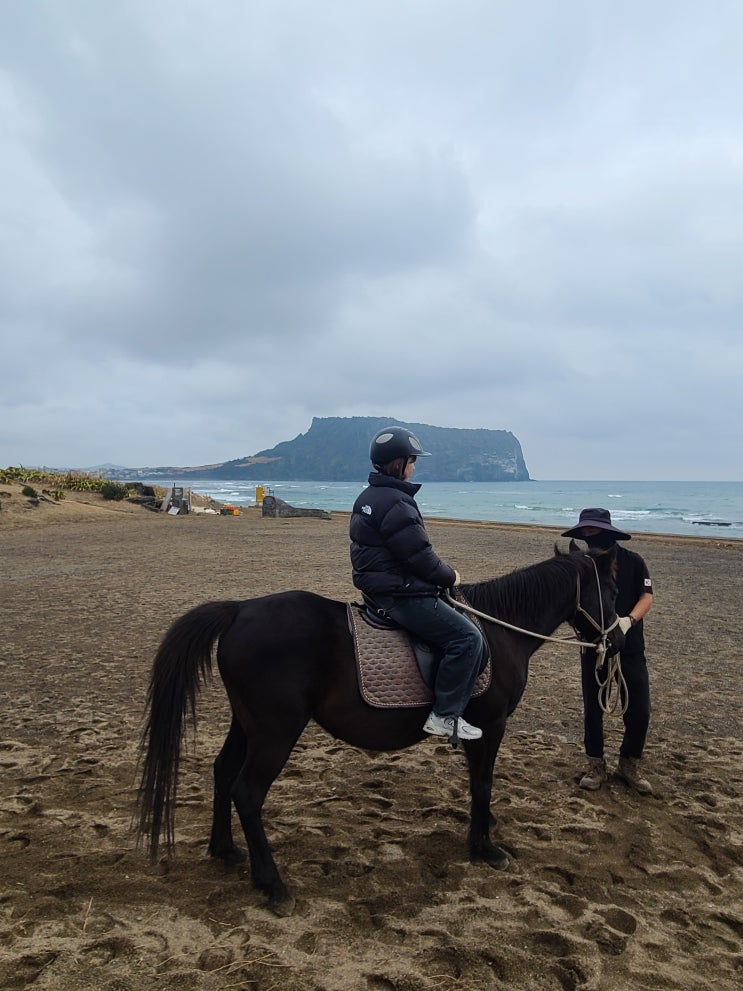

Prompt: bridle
[{"left": 444, "top": 555, "right": 628, "bottom": 715}]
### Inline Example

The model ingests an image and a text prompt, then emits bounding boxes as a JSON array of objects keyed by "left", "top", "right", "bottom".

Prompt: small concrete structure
[{"left": 261, "top": 495, "right": 331, "bottom": 520}]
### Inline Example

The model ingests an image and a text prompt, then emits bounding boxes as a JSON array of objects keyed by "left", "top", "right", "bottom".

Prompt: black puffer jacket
[{"left": 350, "top": 473, "right": 456, "bottom": 598}]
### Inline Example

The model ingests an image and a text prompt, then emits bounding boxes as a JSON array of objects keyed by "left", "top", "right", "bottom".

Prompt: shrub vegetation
[
  {"left": 0, "top": 467, "right": 130, "bottom": 502},
  {"left": 100, "top": 481, "right": 130, "bottom": 501}
]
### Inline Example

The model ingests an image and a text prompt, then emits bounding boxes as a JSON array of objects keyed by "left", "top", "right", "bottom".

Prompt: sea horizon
[{"left": 136, "top": 477, "right": 743, "bottom": 540}]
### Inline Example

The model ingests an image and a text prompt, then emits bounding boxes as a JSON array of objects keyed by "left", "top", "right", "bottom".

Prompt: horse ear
[
  {"left": 555, "top": 539, "right": 585, "bottom": 557},
  {"left": 554, "top": 541, "right": 574, "bottom": 557}
]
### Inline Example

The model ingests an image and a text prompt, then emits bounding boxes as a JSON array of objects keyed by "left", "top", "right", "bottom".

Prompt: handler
[
  {"left": 563, "top": 508, "right": 654, "bottom": 794},
  {"left": 350, "top": 426, "right": 485, "bottom": 743}
]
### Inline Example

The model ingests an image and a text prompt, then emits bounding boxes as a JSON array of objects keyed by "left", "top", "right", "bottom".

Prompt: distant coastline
[{"left": 137, "top": 477, "right": 743, "bottom": 540}]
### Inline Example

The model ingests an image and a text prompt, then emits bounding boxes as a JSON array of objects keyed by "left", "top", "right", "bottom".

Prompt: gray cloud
[{"left": 1, "top": 1, "right": 741, "bottom": 478}]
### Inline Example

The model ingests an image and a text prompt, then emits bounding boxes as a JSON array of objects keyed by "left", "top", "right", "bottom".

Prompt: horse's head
[{"left": 563, "top": 540, "right": 625, "bottom": 657}]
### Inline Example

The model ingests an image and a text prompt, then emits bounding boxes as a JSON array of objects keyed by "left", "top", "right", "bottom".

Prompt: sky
[{"left": 1, "top": 1, "right": 742, "bottom": 481}]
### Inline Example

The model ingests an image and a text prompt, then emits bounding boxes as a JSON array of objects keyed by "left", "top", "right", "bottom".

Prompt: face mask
[{"left": 584, "top": 532, "right": 617, "bottom": 551}]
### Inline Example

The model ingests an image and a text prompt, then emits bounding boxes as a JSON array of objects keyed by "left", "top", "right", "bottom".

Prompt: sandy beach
[{"left": 1, "top": 483, "right": 741, "bottom": 990}]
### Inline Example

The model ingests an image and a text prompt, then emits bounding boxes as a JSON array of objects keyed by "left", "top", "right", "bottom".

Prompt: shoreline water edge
[{"left": 138, "top": 477, "right": 743, "bottom": 540}]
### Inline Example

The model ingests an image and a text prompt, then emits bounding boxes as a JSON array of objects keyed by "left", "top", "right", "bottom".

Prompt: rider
[
  {"left": 350, "top": 426, "right": 485, "bottom": 742},
  {"left": 562, "top": 508, "right": 654, "bottom": 794}
]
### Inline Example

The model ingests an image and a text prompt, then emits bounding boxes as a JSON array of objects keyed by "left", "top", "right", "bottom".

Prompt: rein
[{"left": 445, "top": 556, "right": 628, "bottom": 715}]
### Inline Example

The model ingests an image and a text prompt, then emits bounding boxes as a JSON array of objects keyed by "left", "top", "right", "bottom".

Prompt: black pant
[
  {"left": 374, "top": 594, "right": 485, "bottom": 719},
  {"left": 581, "top": 649, "right": 651, "bottom": 760}
]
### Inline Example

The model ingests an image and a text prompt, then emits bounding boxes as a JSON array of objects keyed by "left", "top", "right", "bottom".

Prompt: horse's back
[
  {"left": 217, "top": 589, "right": 350, "bottom": 694},
  {"left": 232, "top": 589, "right": 346, "bottom": 631}
]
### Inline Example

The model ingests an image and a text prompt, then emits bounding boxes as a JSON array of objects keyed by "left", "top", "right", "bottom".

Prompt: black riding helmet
[{"left": 370, "top": 427, "right": 432, "bottom": 469}]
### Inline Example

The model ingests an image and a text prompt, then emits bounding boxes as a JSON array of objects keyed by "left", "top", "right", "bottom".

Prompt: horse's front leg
[{"left": 465, "top": 720, "right": 509, "bottom": 869}]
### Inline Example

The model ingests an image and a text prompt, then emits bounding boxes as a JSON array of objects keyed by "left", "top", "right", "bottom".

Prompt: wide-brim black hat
[{"left": 562, "top": 507, "right": 632, "bottom": 541}]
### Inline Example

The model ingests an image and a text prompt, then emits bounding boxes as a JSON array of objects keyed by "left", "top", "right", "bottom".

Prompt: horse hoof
[
  {"left": 472, "top": 846, "right": 509, "bottom": 870},
  {"left": 489, "top": 850, "right": 510, "bottom": 870},
  {"left": 268, "top": 891, "right": 296, "bottom": 918},
  {"left": 209, "top": 844, "right": 247, "bottom": 866}
]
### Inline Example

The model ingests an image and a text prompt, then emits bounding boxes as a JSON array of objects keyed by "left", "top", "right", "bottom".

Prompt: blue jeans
[{"left": 373, "top": 594, "right": 485, "bottom": 719}]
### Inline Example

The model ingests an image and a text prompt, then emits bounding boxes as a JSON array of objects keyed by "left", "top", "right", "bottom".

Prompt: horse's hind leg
[
  {"left": 208, "top": 716, "right": 248, "bottom": 864},
  {"left": 231, "top": 723, "right": 306, "bottom": 914}
]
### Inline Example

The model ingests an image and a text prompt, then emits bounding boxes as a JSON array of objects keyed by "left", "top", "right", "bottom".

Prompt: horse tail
[{"left": 136, "top": 600, "right": 241, "bottom": 860}]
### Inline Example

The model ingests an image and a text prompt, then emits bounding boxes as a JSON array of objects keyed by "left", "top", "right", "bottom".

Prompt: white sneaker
[{"left": 423, "top": 711, "right": 482, "bottom": 741}]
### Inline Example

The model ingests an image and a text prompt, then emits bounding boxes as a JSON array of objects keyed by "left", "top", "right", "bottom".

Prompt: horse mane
[{"left": 463, "top": 548, "right": 589, "bottom": 622}]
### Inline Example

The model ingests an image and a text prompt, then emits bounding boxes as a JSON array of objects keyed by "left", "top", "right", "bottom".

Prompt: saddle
[{"left": 347, "top": 591, "right": 492, "bottom": 709}]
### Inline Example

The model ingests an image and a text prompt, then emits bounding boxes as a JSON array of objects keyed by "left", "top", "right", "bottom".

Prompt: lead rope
[
  {"left": 443, "top": 584, "right": 616, "bottom": 659},
  {"left": 594, "top": 652, "right": 628, "bottom": 715},
  {"left": 574, "top": 558, "right": 629, "bottom": 716}
]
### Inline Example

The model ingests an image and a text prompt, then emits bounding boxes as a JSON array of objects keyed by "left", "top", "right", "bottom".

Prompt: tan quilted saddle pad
[{"left": 347, "top": 601, "right": 492, "bottom": 709}]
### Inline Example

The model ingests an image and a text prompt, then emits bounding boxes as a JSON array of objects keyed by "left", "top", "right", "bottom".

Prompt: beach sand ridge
[{"left": 1, "top": 491, "right": 741, "bottom": 989}]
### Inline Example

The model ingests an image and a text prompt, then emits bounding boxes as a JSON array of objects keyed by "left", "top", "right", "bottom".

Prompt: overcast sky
[{"left": 1, "top": 1, "right": 741, "bottom": 480}]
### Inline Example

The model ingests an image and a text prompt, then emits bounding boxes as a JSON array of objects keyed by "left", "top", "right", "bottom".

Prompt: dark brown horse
[{"left": 137, "top": 547, "right": 621, "bottom": 913}]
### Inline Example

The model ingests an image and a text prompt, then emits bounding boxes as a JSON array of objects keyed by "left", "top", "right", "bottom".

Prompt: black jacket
[{"left": 350, "top": 473, "right": 456, "bottom": 598}]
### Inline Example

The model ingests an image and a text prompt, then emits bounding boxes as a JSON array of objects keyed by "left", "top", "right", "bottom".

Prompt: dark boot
[
  {"left": 616, "top": 757, "right": 653, "bottom": 795},
  {"left": 579, "top": 757, "right": 607, "bottom": 791}
]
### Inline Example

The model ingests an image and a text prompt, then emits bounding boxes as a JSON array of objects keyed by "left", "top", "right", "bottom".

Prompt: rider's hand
[
  {"left": 617, "top": 616, "right": 633, "bottom": 634},
  {"left": 452, "top": 570, "right": 461, "bottom": 586}
]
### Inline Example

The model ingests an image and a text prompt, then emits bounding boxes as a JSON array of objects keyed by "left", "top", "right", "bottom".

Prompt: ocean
[{"left": 140, "top": 477, "right": 743, "bottom": 540}]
